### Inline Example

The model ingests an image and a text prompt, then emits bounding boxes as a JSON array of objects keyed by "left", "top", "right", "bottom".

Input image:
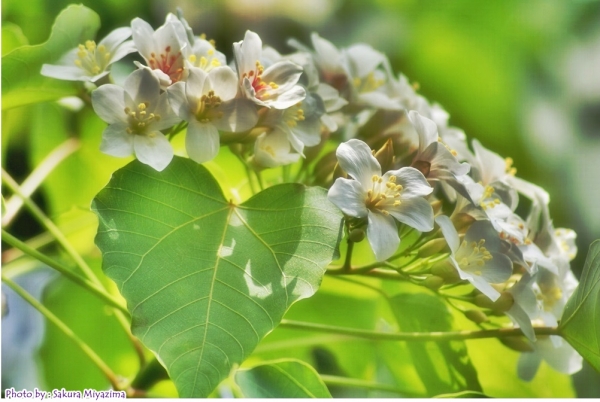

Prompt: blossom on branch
[{"left": 328, "top": 139, "right": 434, "bottom": 261}]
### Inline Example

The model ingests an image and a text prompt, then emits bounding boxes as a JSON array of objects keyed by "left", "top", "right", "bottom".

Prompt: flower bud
[
  {"left": 423, "top": 275, "right": 445, "bottom": 290},
  {"left": 499, "top": 336, "right": 534, "bottom": 352},
  {"left": 417, "top": 238, "right": 448, "bottom": 257},
  {"left": 464, "top": 309, "right": 488, "bottom": 324},
  {"left": 312, "top": 151, "right": 338, "bottom": 187},
  {"left": 348, "top": 228, "right": 365, "bottom": 243},
  {"left": 431, "top": 199, "right": 443, "bottom": 215},
  {"left": 430, "top": 260, "right": 460, "bottom": 283},
  {"left": 452, "top": 213, "right": 476, "bottom": 233},
  {"left": 474, "top": 291, "right": 514, "bottom": 312},
  {"left": 373, "top": 138, "right": 395, "bottom": 173}
]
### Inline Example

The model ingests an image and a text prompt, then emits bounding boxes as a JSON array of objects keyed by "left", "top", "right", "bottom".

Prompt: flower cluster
[{"left": 42, "top": 10, "right": 582, "bottom": 380}]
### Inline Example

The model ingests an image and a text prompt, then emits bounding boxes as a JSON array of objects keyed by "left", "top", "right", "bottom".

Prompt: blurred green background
[{"left": 2, "top": 0, "right": 600, "bottom": 397}]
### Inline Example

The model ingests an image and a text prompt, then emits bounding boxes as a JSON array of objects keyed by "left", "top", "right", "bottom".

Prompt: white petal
[
  {"left": 506, "top": 304, "right": 536, "bottom": 342},
  {"left": 388, "top": 196, "right": 434, "bottom": 232},
  {"left": 212, "top": 99, "right": 258, "bottom": 133},
  {"left": 237, "top": 30, "right": 262, "bottom": 75},
  {"left": 435, "top": 215, "right": 460, "bottom": 253},
  {"left": 267, "top": 85, "right": 306, "bottom": 110},
  {"left": 253, "top": 132, "right": 300, "bottom": 168},
  {"left": 357, "top": 91, "right": 402, "bottom": 110},
  {"left": 479, "top": 252, "right": 513, "bottom": 283},
  {"left": 517, "top": 352, "right": 542, "bottom": 382},
  {"left": 185, "top": 67, "right": 208, "bottom": 100},
  {"left": 109, "top": 39, "right": 137, "bottom": 64},
  {"left": 153, "top": 92, "right": 182, "bottom": 130},
  {"left": 262, "top": 61, "right": 303, "bottom": 92},
  {"left": 166, "top": 82, "right": 191, "bottom": 119},
  {"left": 133, "top": 132, "right": 174, "bottom": 171},
  {"left": 387, "top": 167, "right": 432, "bottom": 198},
  {"left": 185, "top": 121, "right": 220, "bottom": 163},
  {"left": 408, "top": 110, "right": 438, "bottom": 152},
  {"left": 465, "top": 273, "right": 501, "bottom": 301},
  {"left": 99, "top": 124, "right": 134, "bottom": 157},
  {"left": 336, "top": 139, "right": 381, "bottom": 190},
  {"left": 91, "top": 85, "right": 126, "bottom": 124},
  {"left": 125, "top": 68, "right": 160, "bottom": 104},
  {"left": 41, "top": 64, "right": 89, "bottom": 81},
  {"left": 344, "top": 43, "right": 386, "bottom": 78},
  {"left": 207, "top": 66, "right": 239, "bottom": 101},
  {"left": 131, "top": 18, "right": 156, "bottom": 60},
  {"left": 327, "top": 178, "right": 368, "bottom": 218},
  {"left": 367, "top": 211, "right": 400, "bottom": 261},
  {"left": 99, "top": 27, "right": 132, "bottom": 52},
  {"left": 538, "top": 339, "right": 582, "bottom": 375}
]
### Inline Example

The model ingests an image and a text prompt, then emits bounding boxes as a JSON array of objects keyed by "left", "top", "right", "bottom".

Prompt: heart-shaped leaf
[
  {"left": 2, "top": 5, "right": 99, "bottom": 110},
  {"left": 235, "top": 359, "right": 332, "bottom": 398},
  {"left": 560, "top": 240, "right": 600, "bottom": 372},
  {"left": 92, "top": 157, "right": 342, "bottom": 397}
]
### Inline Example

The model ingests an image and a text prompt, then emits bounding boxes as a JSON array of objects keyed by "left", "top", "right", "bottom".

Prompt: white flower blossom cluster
[{"left": 41, "top": 11, "right": 582, "bottom": 380}]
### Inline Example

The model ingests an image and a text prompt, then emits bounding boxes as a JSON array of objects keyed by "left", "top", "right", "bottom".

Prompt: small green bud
[
  {"left": 373, "top": 138, "right": 395, "bottom": 173},
  {"left": 464, "top": 309, "right": 488, "bottom": 324},
  {"left": 474, "top": 292, "right": 514, "bottom": 312},
  {"left": 348, "top": 228, "right": 365, "bottom": 243},
  {"left": 499, "top": 336, "right": 535, "bottom": 352},
  {"left": 417, "top": 238, "right": 448, "bottom": 257},
  {"left": 430, "top": 261, "right": 460, "bottom": 283},
  {"left": 423, "top": 275, "right": 445, "bottom": 290}
]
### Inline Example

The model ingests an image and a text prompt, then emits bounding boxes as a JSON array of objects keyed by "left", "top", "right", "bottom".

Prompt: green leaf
[
  {"left": 2, "top": 23, "right": 29, "bottom": 56},
  {"left": 92, "top": 157, "right": 342, "bottom": 397},
  {"left": 389, "top": 292, "right": 482, "bottom": 396},
  {"left": 560, "top": 239, "right": 600, "bottom": 372},
  {"left": 435, "top": 390, "right": 490, "bottom": 398},
  {"left": 1, "top": 5, "right": 100, "bottom": 110},
  {"left": 235, "top": 359, "right": 332, "bottom": 398}
]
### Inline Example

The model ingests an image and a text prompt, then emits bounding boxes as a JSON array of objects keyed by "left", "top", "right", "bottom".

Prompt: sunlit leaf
[
  {"left": 1, "top": 5, "right": 99, "bottom": 110},
  {"left": 560, "top": 240, "right": 600, "bottom": 372},
  {"left": 435, "top": 390, "right": 490, "bottom": 398},
  {"left": 2, "top": 23, "right": 29, "bottom": 56},
  {"left": 389, "top": 292, "right": 482, "bottom": 396},
  {"left": 236, "top": 359, "right": 331, "bottom": 398},
  {"left": 92, "top": 157, "right": 342, "bottom": 397}
]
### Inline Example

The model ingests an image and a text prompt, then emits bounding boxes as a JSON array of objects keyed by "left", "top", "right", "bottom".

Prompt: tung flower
[
  {"left": 41, "top": 27, "right": 135, "bottom": 82},
  {"left": 234, "top": 30, "right": 306, "bottom": 109},
  {"left": 91, "top": 68, "right": 180, "bottom": 171},
  {"left": 436, "top": 215, "right": 513, "bottom": 301},
  {"left": 167, "top": 66, "right": 258, "bottom": 163},
  {"left": 328, "top": 139, "right": 434, "bottom": 261}
]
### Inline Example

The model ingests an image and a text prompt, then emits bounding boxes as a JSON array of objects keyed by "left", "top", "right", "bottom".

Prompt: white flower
[
  {"left": 91, "top": 68, "right": 179, "bottom": 171},
  {"left": 407, "top": 111, "right": 471, "bottom": 196},
  {"left": 234, "top": 30, "right": 306, "bottom": 109},
  {"left": 505, "top": 271, "right": 541, "bottom": 342},
  {"left": 252, "top": 131, "right": 301, "bottom": 168},
  {"left": 167, "top": 66, "right": 258, "bottom": 163},
  {"left": 435, "top": 215, "right": 513, "bottom": 301},
  {"left": 131, "top": 14, "right": 190, "bottom": 87},
  {"left": 328, "top": 139, "right": 434, "bottom": 261},
  {"left": 41, "top": 27, "right": 135, "bottom": 82}
]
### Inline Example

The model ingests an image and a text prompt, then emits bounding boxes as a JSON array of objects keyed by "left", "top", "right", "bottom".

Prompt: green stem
[
  {"left": 342, "top": 239, "right": 354, "bottom": 273},
  {"left": 279, "top": 319, "right": 560, "bottom": 341},
  {"left": 254, "top": 169, "right": 265, "bottom": 191},
  {"left": 319, "top": 374, "right": 422, "bottom": 397},
  {"left": 2, "top": 170, "right": 146, "bottom": 366},
  {"left": 2, "top": 230, "right": 128, "bottom": 315},
  {"left": 2, "top": 170, "right": 98, "bottom": 283},
  {"left": 2, "top": 275, "right": 122, "bottom": 390},
  {"left": 2, "top": 138, "right": 80, "bottom": 227}
]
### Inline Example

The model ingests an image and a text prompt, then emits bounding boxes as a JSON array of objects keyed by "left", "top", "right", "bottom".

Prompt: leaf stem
[
  {"left": 2, "top": 275, "right": 123, "bottom": 390},
  {"left": 319, "top": 374, "right": 422, "bottom": 397},
  {"left": 2, "top": 230, "right": 128, "bottom": 314},
  {"left": 2, "top": 138, "right": 80, "bottom": 227},
  {"left": 1, "top": 169, "right": 146, "bottom": 366},
  {"left": 342, "top": 239, "right": 354, "bottom": 273},
  {"left": 279, "top": 319, "right": 560, "bottom": 341}
]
